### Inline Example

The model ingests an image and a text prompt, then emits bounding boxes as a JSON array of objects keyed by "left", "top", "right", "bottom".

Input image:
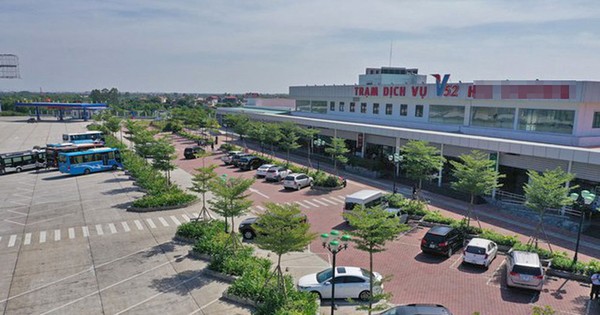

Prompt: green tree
[
  {"left": 149, "top": 137, "right": 177, "bottom": 188},
  {"left": 190, "top": 163, "right": 218, "bottom": 221},
  {"left": 324, "top": 137, "right": 349, "bottom": 175},
  {"left": 278, "top": 122, "right": 301, "bottom": 166},
  {"left": 264, "top": 123, "right": 282, "bottom": 158},
  {"left": 344, "top": 206, "right": 408, "bottom": 314},
  {"left": 400, "top": 140, "right": 445, "bottom": 200},
  {"left": 104, "top": 116, "right": 122, "bottom": 137},
  {"left": 450, "top": 150, "right": 505, "bottom": 228},
  {"left": 524, "top": 167, "right": 575, "bottom": 249},
  {"left": 247, "top": 121, "right": 268, "bottom": 153},
  {"left": 298, "top": 127, "right": 320, "bottom": 169},
  {"left": 228, "top": 114, "right": 251, "bottom": 147},
  {"left": 209, "top": 176, "right": 255, "bottom": 250},
  {"left": 254, "top": 203, "right": 316, "bottom": 297}
]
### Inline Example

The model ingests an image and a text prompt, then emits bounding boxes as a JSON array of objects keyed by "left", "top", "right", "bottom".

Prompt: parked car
[
  {"left": 238, "top": 156, "right": 265, "bottom": 171},
  {"left": 221, "top": 150, "right": 242, "bottom": 165},
  {"left": 505, "top": 249, "right": 544, "bottom": 291},
  {"left": 420, "top": 226, "right": 464, "bottom": 257},
  {"left": 27, "top": 117, "right": 37, "bottom": 123},
  {"left": 231, "top": 153, "right": 252, "bottom": 167},
  {"left": 297, "top": 266, "right": 383, "bottom": 301},
  {"left": 384, "top": 208, "right": 409, "bottom": 224},
  {"left": 283, "top": 173, "right": 313, "bottom": 190},
  {"left": 183, "top": 146, "right": 204, "bottom": 159},
  {"left": 255, "top": 164, "right": 275, "bottom": 178},
  {"left": 378, "top": 304, "right": 453, "bottom": 315},
  {"left": 265, "top": 166, "right": 291, "bottom": 182},
  {"left": 462, "top": 238, "right": 498, "bottom": 268},
  {"left": 238, "top": 214, "right": 308, "bottom": 240}
]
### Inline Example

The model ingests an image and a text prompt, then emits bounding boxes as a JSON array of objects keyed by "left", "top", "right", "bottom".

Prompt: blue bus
[{"left": 58, "top": 148, "right": 122, "bottom": 175}]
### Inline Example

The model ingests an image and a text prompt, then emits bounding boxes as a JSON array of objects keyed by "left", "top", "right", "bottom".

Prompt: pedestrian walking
[
  {"left": 412, "top": 184, "right": 417, "bottom": 200},
  {"left": 210, "top": 142, "right": 214, "bottom": 151},
  {"left": 591, "top": 272, "right": 600, "bottom": 300}
]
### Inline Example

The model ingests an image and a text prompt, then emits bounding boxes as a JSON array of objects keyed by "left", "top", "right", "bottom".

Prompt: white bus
[
  {"left": 343, "top": 190, "right": 386, "bottom": 216},
  {"left": 62, "top": 131, "right": 104, "bottom": 144}
]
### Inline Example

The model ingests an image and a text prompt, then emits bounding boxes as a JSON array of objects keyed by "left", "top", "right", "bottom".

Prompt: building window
[
  {"left": 349, "top": 102, "right": 356, "bottom": 112},
  {"left": 429, "top": 105, "right": 465, "bottom": 125},
  {"left": 373, "top": 103, "right": 380, "bottom": 115},
  {"left": 311, "top": 101, "right": 327, "bottom": 114},
  {"left": 471, "top": 106, "right": 515, "bottom": 129},
  {"left": 400, "top": 104, "right": 408, "bottom": 116},
  {"left": 415, "top": 105, "right": 424, "bottom": 117},
  {"left": 518, "top": 109, "right": 575, "bottom": 134},
  {"left": 330, "top": 101, "right": 335, "bottom": 111},
  {"left": 296, "top": 100, "right": 310, "bottom": 112},
  {"left": 339, "top": 102, "right": 345, "bottom": 112},
  {"left": 385, "top": 104, "right": 393, "bottom": 115},
  {"left": 360, "top": 103, "right": 367, "bottom": 113},
  {"left": 593, "top": 112, "right": 600, "bottom": 128}
]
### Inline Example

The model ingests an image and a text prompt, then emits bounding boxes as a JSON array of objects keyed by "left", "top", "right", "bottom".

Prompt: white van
[{"left": 343, "top": 190, "right": 386, "bottom": 218}]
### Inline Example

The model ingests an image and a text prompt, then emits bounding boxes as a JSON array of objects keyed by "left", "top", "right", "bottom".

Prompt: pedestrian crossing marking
[
  {"left": 303, "top": 200, "right": 319, "bottom": 207},
  {"left": 82, "top": 226, "right": 89, "bottom": 237},
  {"left": 121, "top": 222, "right": 130, "bottom": 232},
  {"left": 295, "top": 201, "right": 310, "bottom": 209},
  {"left": 332, "top": 195, "right": 346, "bottom": 202},
  {"left": 68, "top": 228, "right": 75, "bottom": 239},
  {"left": 108, "top": 223, "right": 117, "bottom": 234},
  {"left": 40, "top": 231, "right": 46, "bottom": 243},
  {"left": 95, "top": 224, "right": 104, "bottom": 236},
  {"left": 319, "top": 198, "right": 338, "bottom": 206},
  {"left": 324, "top": 197, "right": 342, "bottom": 204},
  {"left": 146, "top": 218, "right": 157, "bottom": 229},
  {"left": 8, "top": 235, "right": 17, "bottom": 247},
  {"left": 134, "top": 220, "right": 144, "bottom": 230},
  {"left": 170, "top": 216, "right": 181, "bottom": 226},
  {"left": 181, "top": 214, "right": 191, "bottom": 222},
  {"left": 312, "top": 199, "right": 329, "bottom": 206},
  {"left": 191, "top": 213, "right": 199, "bottom": 218},
  {"left": 158, "top": 217, "right": 169, "bottom": 227},
  {"left": 24, "top": 233, "right": 31, "bottom": 245}
]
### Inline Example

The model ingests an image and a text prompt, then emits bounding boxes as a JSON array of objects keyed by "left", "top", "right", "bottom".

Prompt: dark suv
[
  {"left": 231, "top": 153, "right": 251, "bottom": 167},
  {"left": 420, "top": 226, "right": 463, "bottom": 257},
  {"left": 184, "top": 146, "right": 204, "bottom": 159},
  {"left": 238, "top": 156, "right": 265, "bottom": 171},
  {"left": 378, "top": 304, "right": 453, "bottom": 315},
  {"left": 238, "top": 214, "right": 308, "bottom": 240}
]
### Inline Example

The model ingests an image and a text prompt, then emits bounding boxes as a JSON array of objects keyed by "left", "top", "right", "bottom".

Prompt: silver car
[
  {"left": 255, "top": 164, "right": 275, "bottom": 178},
  {"left": 265, "top": 166, "right": 291, "bottom": 182},
  {"left": 283, "top": 173, "right": 313, "bottom": 190},
  {"left": 506, "top": 250, "right": 544, "bottom": 291}
]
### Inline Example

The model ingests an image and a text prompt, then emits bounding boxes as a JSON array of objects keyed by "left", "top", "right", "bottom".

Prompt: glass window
[
  {"left": 349, "top": 102, "right": 355, "bottom": 112},
  {"left": 311, "top": 101, "right": 327, "bottom": 114},
  {"left": 339, "top": 102, "right": 345, "bottom": 112},
  {"left": 593, "top": 112, "right": 600, "bottom": 128},
  {"left": 83, "top": 154, "right": 93, "bottom": 163},
  {"left": 518, "top": 109, "right": 574, "bottom": 134},
  {"left": 373, "top": 103, "right": 379, "bottom": 115},
  {"left": 3, "top": 158, "right": 12, "bottom": 167},
  {"left": 108, "top": 152, "right": 115, "bottom": 160},
  {"left": 400, "top": 104, "right": 408, "bottom": 116},
  {"left": 296, "top": 100, "right": 310, "bottom": 112},
  {"left": 385, "top": 104, "right": 393, "bottom": 115},
  {"left": 415, "top": 105, "right": 424, "bottom": 117},
  {"left": 22, "top": 155, "right": 32, "bottom": 161},
  {"left": 471, "top": 107, "right": 515, "bottom": 129},
  {"left": 330, "top": 101, "right": 335, "bottom": 111},
  {"left": 429, "top": 105, "right": 465, "bottom": 125},
  {"left": 360, "top": 103, "right": 367, "bottom": 113},
  {"left": 13, "top": 157, "right": 22, "bottom": 163}
]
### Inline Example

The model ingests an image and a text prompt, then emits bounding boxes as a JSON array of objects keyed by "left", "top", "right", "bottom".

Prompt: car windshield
[
  {"left": 466, "top": 246, "right": 486, "bottom": 255},
  {"left": 424, "top": 234, "right": 446, "bottom": 243},
  {"left": 512, "top": 265, "right": 542, "bottom": 276},
  {"left": 284, "top": 176, "right": 294, "bottom": 181},
  {"left": 316, "top": 268, "right": 333, "bottom": 283},
  {"left": 360, "top": 268, "right": 374, "bottom": 279}
]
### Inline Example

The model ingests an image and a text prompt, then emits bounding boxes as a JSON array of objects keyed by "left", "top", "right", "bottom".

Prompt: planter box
[
  {"left": 204, "top": 268, "right": 239, "bottom": 283},
  {"left": 222, "top": 291, "right": 258, "bottom": 307},
  {"left": 418, "top": 221, "right": 451, "bottom": 228},
  {"left": 188, "top": 249, "right": 211, "bottom": 261},
  {"left": 127, "top": 197, "right": 199, "bottom": 213},
  {"left": 497, "top": 245, "right": 512, "bottom": 253},
  {"left": 173, "top": 235, "right": 196, "bottom": 244},
  {"left": 311, "top": 185, "right": 343, "bottom": 191},
  {"left": 546, "top": 268, "right": 591, "bottom": 283}
]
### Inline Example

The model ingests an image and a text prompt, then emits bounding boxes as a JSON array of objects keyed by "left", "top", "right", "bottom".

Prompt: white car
[
  {"left": 221, "top": 151, "right": 242, "bottom": 165},
  {"left": 255, "top": 164, "right": 275, "bottom": 178},
  {"left": 297, "top": 266, "right": 383, "bottom": 301},
  {"left": 462, "top": 238, "right": 498, "bottom": 268},
  {"left": 283, "top": 173, "right": 313, "bottom": 190},
  {"left": 265, "top": 166, "right": 291, "bottom": 182}
]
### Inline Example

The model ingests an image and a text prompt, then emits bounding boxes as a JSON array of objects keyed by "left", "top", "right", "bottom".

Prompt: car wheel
[
  {"left": 358, "top": 290, "right": 371, "bottom": 301},
  {"left": 242, "top": 231, "right": 255, "bottom": 240},
  {"left": 310, "top": 291, "right": 322, "bottom": 300},
  {"left": 276, "top": 176, "right": 281, "bottom": 181},
  {"left": 16, "top": 167, "right": 22, "bottom": 173},
  {"left": 84, "top": 169, "right": 91, "bottom": 175},
  {"left": 296, "top": 184, "right": 301, "bottom": 191},
  {"left": 447, "top": 248, "right": 453, "bottom": 258},
  {"left": 112, "top": 165, "right": 118, "bottom": 170}
]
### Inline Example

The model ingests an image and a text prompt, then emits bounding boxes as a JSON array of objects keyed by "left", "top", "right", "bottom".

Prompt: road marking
[
  {"left": 134, "top": 220, "right": 144, "bottom": 230},
  {"left": 256, "top": 205, "right": 266, "bottom": 211},
  {"left": 146, "top": 218, "right": 157, "bottom": 229},
  {"left": 8, "top": 235, "right": 17, "bottom": 247},
  {"left": 486, "top": 260, "right": 506, "bottom": 287},
  {"left": 324, "top": 197, "right": 342, "bottom": 204},
  {"left": 449, "top": 255, "right": 462, "bottom": 269},
  {"left": 320, "top": 198, "right": 339, "bottom": 205},
  {"left": 68, "top": 228, "right": 75, "bottom": 239},
  {"left": 170, "top": 215, "right": 181, "bottom": 226},
  {"left": 121, "top": 221, "right": 130, "bottom": 232},
  {"left": 249, "top": 188, "right": 270, "bottom": 199},
  {"left": 4, "top": 219, "right": 24, "bottom": 226},
  {"left": 332, "top": 195, "right": 346, "bottom": 202},
  {"left": 303, "top": 200, "right": 319, "bottom": 207},
  {"left": 95, "top": 224, "right": 104, "bottom": 236},
  {"left": 158, "top": 217, "right": 169, "bottom": 227},
  {"left": 528, "top": 292, "right": 539, "bottom": 304},
  {"left": 54, "top": 229, "right": 61, "bottom": 241},
  {"left": 312, "top": 198, "right": 330, "bottom": 206},
  {"left": 108, "top": 223, "right": 117, "bottom": 234},
  {"left": 82, "top": 226, "right": 89, "bottom": 237},
  {"left": 39, "top": 231, "right": 46, "bottom": 243},
  {"left": 191, "top": 213, "right": 199, "bottom": 218},
  {"left": 295, "top": 201, "right": 310, "bottom": 209},
  {"left": 181, "top": 214, "right": 191, "bottom": 222},
  {"left": 7, "top": 209, "right": 27, "bottom": 216},
  {"left": 23, "top": 233, "right": 32, "bottom": 245}
]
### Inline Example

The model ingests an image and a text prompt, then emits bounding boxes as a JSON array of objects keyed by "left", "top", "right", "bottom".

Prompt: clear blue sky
[{"left": 1, "top": 0, "right": 600, "bottom": 93}]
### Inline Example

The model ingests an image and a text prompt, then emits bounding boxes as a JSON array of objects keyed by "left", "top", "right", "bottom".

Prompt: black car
[
  {"left": 238, "top": 214, "right": 308, "bottom": 240},
  {"left": 184, "top": 146, "right": 204, "bottom": 159},
  {"left": 378, "top": 304, "right": 453, "bottom": 315},
  {"left": 238, "top": 156, "right": 265, "bottom": 171},
  {"left": 27, "top": 117, "right": 37, "bottom": 123},
  {"left": 420, "top": 226, "right": 464, "bottom": 257},
  {"left": 231, "top": 153, "right": 251, "bottom": 167}
]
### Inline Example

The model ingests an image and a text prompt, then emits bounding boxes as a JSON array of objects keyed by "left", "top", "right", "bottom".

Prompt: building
[
  {"left": 217, "top": 66, "right": 600, "bottom": 196},
  {"left": 245, "top": 97, "right": 295, "bottom": 111}
]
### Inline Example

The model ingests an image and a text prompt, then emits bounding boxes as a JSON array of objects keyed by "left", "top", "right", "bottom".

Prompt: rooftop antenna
[{"left": 388, "top": 41, "right": 393, "bottom": 67}]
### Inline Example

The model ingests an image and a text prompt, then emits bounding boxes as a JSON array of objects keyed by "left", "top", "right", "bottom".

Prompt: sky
[{"left": 1, "top": 0, "right": 600, "bottom": 94}]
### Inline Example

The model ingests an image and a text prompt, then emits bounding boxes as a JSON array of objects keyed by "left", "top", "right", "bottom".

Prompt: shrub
[
  {"left": 308, "top": 170, "right": 342, "bottom": 187},
  {"left": 451, "top": 219, "right": 483, "bottom": 235},
  {"left": 422, "top": 211, "right": 457, "bottom": 225},
  {"left": 478, "top": 229, "right": 519, "bottom": 247},
  {"left": 288, "top": 164, "right": 308, "bottom": 174},
  {"left": 209, "top": 245, "right": 272, "bottom": 277},
  {"left": 219, "top": 143, "right": 242, "bottom": 152},
  {"left": 132, "top": 190, "right": 196, "bottom": 208},
  {"left": 176, "top": 220, "right": 226, "bottom": 240},
  {"left": 512, "top": 243, "right": 553, "bottom": 260},
  {"left": 586, "top": 260, "right": 600, "bottom": 276},
  {"left": 193, "top": 229, "right": 230, "bottom": 256}
]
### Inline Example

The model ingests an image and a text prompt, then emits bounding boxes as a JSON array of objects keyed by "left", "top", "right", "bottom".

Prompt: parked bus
[
  {"left": 45, "top": 142, "right": 105, "bottom": 168},
  {"left": 58, "top": 148, "right": 122, "bottom": 175},
  {"left": 62, "top": 131, "right": 104, "bottom": 144},
  {"left": 0, "top": 149, "right": 46, "bottom": 175}
]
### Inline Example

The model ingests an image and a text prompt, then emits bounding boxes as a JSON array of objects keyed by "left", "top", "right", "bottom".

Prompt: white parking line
[
  {"left": 146, "top": 218, "right": 157, "bottom": 229},
  {"left": 68, "top": 228, "right": 75, "bottom": 239},
  {"left": 158, "top": 217, "right": 169, "bottom": 227},
  {"left": 303, "top": 200, "right": 319, "bottom": 208},
  {"left": 54, "top": 230, "right": 61, "bottom": 241},
  {"left": 449, "top": 255, "right": 462, "bottom": 269},
  {"left": 121, "top": 222, "right": 130, "bottom": 232},
  {"left": 181, "top": 214, "right": 191, "bottom": 222},
  {"left": 170, "top": 216, "right": 181, "bottom": 226},
  {"left": 95, "top": 224, "right": 104, "bottom": 236},
  {"left": 319, "top": 198, "right": 338, "bottom": 206},
  {"left": 24, "top": 233, "right": 31, "bottom": 245},
  {"left": 486, "top": 260, "right": 506, "bottom": 287},
  {"left": 82, "top": 226, "right": 89, "bottom": 237},
  {"left": 312, "top": 199, "right": 329, "bottom": 206},
  {"left": 249, "top": 188, "right": 270, "bottom": 199},
  {"left": 108, "top": 223, "right": 117, "bottom": 234},
  {"left": 0, "top": 236, "right": 2, "bottom": 244},
  {"left": 295, "top": 201, "right": 310, "bottom": 209},
  {"left": 8, "top": 234, "right": 17, "bottom": 247},
  {"left": 134, "top": 220, "right": 144, "bottom": 230}
]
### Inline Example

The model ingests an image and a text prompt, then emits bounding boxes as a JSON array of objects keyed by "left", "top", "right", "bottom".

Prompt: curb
[
  {"left": 311, "top": 185, "right": 344, "bottom": 191},
  {"left": 546, "top": 268, "right": 591, "bottom": 283},
  {"left": 173, "top": 235, "right": 196, "bottom": 244},
  {"left": 204, "top": 268, "right": 239, "bottom": 283},
  {"left": 188, "top": 249, "right": 211, "bottom": 261},
  {"left": 127, "top": 197, "right": 199, "bottom": 212}
]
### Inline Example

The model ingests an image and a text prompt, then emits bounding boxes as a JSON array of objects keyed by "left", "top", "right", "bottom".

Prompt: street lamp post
[
  {"left": 569, "top": 190, "right": 596, "bottom": 263},
  {"left": 321, "top": 230, "right": 351, "bottom": 315},
  {"left": 387, "top": 152, "right": 403, "bottom": 194},
  {"left": 223, "top": 123, "right": 229, "bottom": 143},
  {"left": 313, "top": 138, "right": 326, "bottom": 171}
]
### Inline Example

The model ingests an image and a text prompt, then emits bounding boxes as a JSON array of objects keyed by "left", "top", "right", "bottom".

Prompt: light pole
[
  {"left": 313, "top": 138, "right": 326, "bottom": 171},
  {"left": 569, "top": 190, "right": 596, "bottom": 263},
  {"left": 223, "top": 123, "right": 229, "bottom": 143},
  {"left": 321, "top": 230, "right": 351, "bottom": 315},
  {"left": 387, "top": 152, "right": 403, "bottom": 194}
]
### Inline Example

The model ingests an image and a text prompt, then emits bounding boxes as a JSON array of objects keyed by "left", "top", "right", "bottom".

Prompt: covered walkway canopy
[{"left": 15, "top": 102, "right": 108, "bottom": 121}]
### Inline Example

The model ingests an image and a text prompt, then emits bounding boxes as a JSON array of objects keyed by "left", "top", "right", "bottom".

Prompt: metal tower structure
[{"left": 0, "top": 54, "right": 20, "bottom": 79}]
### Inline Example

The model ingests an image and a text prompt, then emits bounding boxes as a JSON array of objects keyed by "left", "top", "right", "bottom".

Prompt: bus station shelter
[{"left": 15, "top": 102, "right": 108, "bottom": 121}]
